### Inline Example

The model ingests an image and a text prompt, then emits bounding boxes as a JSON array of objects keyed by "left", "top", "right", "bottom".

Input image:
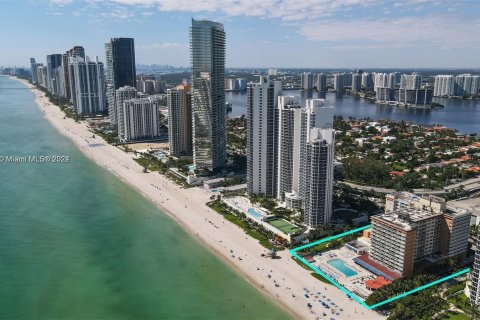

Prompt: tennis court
[{"left": 268, "top": 218, "right": 303, "bottom": 235}]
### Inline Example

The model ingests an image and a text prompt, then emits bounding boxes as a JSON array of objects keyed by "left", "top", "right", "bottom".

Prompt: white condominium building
[
  {"left": 121, "top": 98, "right": 159, "bottom": 142},
  {"left": 333, "top": 73, "right": 344, "bottom": 92},
  {"left": 352, "top": 73, "right": 362, "bottom": 92},
  {"left": 434, "top": 74, "right": 479, "bottom": 97},
  {"left": 373, "top": 73, "right": 395, "bottom": 92},
  {"left": 36, "top": 65, "right": 47, "bottom": 88},
  {"left": 277, "top": 96, "right": 302, "bottom": 202},
  {"left": 68, "top": 56, "right": 106, "bottom": 116},
  {"left": 247, "top": 76, "right": 282, "bottom": 196},
  {"left": 362, "top": 72, "right": 373, "bottom": 89},
  {"left": 433, "top": 75, "right": 455, "bottom": 97},
  {"left": 116, "top": 86, "right": 138, "bottom": 141},
  {"left": 316, "top": 73, "right": 327, "bottom": 92},
  {"left": 455, "top": 74, "right": 480, "bottom": 97},
  {"left": 299, "top": 99, "right": 334, "bottom": 200},
  {"left": 400, "top": 73, "right": 422, "bottom": 90},
  {"left": 301, "top": 72, "right": 314, "bottom": 91}
]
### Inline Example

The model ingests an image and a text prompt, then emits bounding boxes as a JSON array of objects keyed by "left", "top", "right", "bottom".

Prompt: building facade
[
  {"left": 190, "top": 19, "right": 226, "bottom": 171},
  {"left": 30, "top": 58, "right": 37, "bottom": 84},
  {"left": 68, "top": 56, "right": 106, "bottom": 115},
  {"left": 370, "top": 193, "right": 470, "bottom": 278},
  {"left": 400, "top": 73, "right": 422, "bottom": 90},
  {"left": 434, "top": 74, "right": 480, "bottom": 97},
  {"left": 362, "top": 73, "right": 373, "bottom": 89},
  {"left": 46, "top": 54, "right": 62, "bottom": 93},
  {"left": 122, "top": 98, "right": 159, "bottom": 141},
  {"left": 53, "top": 66, "right": 65, "bottom": 97},
  {"left": 352, "top": 73, "right": 362, "bottom": 92},
  {"left": 376, "top": 87, "right": 394, "bottom": 102},
  {"left": 167, "top": 84, "right": 193, "bottom": 157},
  {"left": 301, "top": 72, "right": 314, "bottom": 91},
  {"left": 433, "top": 75, "right": 455, "bottom": 97},
  {"left": 36, "top": 65, "right": 47, "bottom": 87},
  {"left": 247, "top": 76, "right": 281, "bottom": 196},
  {"left": 455, "top": 74, "right": 480, "bottom": 97},
  {"left": 62, "top": 46, "right": 86, "bottom": 100},
  {"left": 396, "top": 89, "right": 433, "bottom": 105},
  {"left": 333, "top": 73, "right": 344, "bottom": 92},
  {"left": 467, "top": 234, "right": 480, "bottom": 306},
  {"left": 303, "top": 127, "right": 335, "bottom": 228},
  {"left": 105, "top": 38, "right": 136, "bottom": 126},
  {"left": 299, "top": 99, "right": 334, "bottom": 201},
  {"left": 316, "top": 73, "right": 327, "bottom": 92},
  {"left": 116, "top": 86, "right": 138, "bottom": 141},
  {"left": 374, "top": 73, "right": 395, "bottom": 92},
  {"left": 276, "top": 96, "right": 302, "bottom": 202}
]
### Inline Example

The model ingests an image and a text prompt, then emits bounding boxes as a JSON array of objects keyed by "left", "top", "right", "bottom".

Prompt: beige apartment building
[{"left": 368, "top": 192, "right": 470, "bottom": 278}]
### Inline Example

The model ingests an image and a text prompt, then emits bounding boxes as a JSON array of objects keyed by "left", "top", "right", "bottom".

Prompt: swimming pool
[
  {"left": 247, "top": 208, "right": 265, "bottom": 220},
  {"left": 327, "top": 259, "right": 358, "bottom": 277}
]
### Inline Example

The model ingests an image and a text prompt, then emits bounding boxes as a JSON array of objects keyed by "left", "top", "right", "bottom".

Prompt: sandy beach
[{"left": 17, "top": 77, "right": 385, "bottom": 320}]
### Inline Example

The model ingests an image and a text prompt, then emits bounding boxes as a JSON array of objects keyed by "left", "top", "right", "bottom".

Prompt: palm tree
[{"left": 465, "top": 301, "right": 480, "bottom": 320}]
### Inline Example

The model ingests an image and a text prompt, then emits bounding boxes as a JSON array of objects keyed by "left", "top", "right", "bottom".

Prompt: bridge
[{"left": 0, "top": 87, "right": 31, "bottom": 93}]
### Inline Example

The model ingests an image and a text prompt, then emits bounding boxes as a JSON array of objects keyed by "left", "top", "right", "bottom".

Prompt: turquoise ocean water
[{"left": 0, "top": 75, "right": 291, "bottom": 320}]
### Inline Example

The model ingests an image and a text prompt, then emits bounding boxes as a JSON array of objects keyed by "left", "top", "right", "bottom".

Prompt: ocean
[{"left": 0, "top": 75, "right": 291, "bottom": 320}]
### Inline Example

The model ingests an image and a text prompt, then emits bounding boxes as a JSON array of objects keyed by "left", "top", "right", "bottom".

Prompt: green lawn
[
  {"left": 441, "top": 311, "right": 470, "bottom": 320},
  {"left": 208, "top": 201, "right": 283, "bottom": 251},
  {"left": 392, "top": 163, "right": 408, "bottom": 171},
  {"left": 268, "top": 218, "right": 303, "bottom": 235},
  {"left": 448, "top": 293, "right": 469, "bottom": 309},
  {"left": 446, "top": 282, "right": 466, "bottom": 296}
]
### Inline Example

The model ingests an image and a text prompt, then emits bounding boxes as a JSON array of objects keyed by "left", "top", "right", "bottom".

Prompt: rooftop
[
  {"left": 355, "top": 253, "right": 402, "bottom": 281},
  {"left": 365, "top": 276, "right": 392, "bottom": 290},
  {"left": 372, "top": 208, "right": 443, "bottom": 231}
]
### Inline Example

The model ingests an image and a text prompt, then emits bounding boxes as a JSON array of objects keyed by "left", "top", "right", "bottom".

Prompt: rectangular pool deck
[{"left": 289, "top": 225, "right": 470, "bottom": 310}]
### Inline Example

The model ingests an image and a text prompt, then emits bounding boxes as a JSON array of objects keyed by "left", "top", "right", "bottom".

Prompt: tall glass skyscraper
[
  {"left": 190, "top": 19, "right": 226, "bottom": 171},
  {"left": 105, "top": 38, "right": 136, "bottom": 126},
  {"left": 46, "top": 54, "right": 62, "bottom": 93},
  {"left": 30, "top": 58, "right": 37, "bottom": 84}
]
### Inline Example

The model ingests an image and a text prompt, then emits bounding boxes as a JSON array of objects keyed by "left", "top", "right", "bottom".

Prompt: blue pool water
[
  {"left": 247, "top": 208, "right": 265, "bottom": 219},
  {"left": 328, "top": 259, "right": 358, "bottom": 277}
]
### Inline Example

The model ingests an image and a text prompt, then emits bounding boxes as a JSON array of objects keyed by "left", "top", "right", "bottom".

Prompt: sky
[{"left": 1, "top": 0, "right": 479, "bottom": 68}]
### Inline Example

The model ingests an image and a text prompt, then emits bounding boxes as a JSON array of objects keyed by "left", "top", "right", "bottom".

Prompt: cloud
[
  {"left": 46, "top": 11, "right": 64, "bottom": 15},
  {"left": 108, "top": 0, "right": 384, "bottom": 21},
  {"left": 46, "top": 0, "right": 480, "bottom": 51},
  {"left": 299, "top": 15, "right": 480, "bottom": 49},
  {"left": 93, "top": 4, "right": 136, "bottom": 21},
  {"left": 49, "top": 0, "right": 73, "bottom": 5}
]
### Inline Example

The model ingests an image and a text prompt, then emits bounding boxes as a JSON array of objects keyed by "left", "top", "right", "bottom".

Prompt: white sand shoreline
[{"left": 15, "top": 77, "right": 384, "bottom": 320}]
